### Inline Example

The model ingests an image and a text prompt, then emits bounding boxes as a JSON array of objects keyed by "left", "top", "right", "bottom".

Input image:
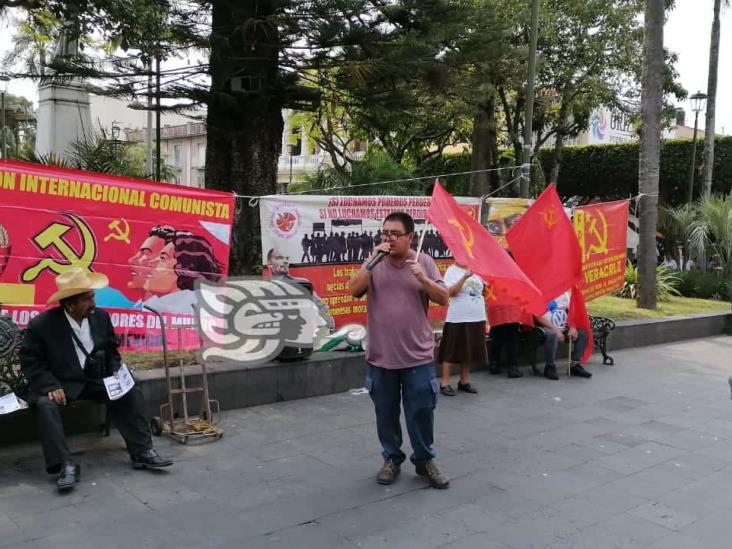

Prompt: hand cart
[{"left": 144, "top": 305, "right": 223, "bottom": 444}]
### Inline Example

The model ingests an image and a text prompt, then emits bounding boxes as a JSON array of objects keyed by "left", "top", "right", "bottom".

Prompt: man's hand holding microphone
[{"left": 365, "top": 242, "right": 392, "bottom": 272}]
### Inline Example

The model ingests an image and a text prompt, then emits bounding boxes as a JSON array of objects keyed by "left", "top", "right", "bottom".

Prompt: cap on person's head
[{"left": 46, "top": 268, "right": 109, "bottom": 304}]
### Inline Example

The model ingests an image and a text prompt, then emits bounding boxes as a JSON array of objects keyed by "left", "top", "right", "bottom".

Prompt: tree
[
  {"left": 637, "top": 0, "right": 665, "bottom": 310},
  {"left": 448, "top": 0, "right": 523, "bottom": 196},
  {"left": 700, "top": 0, "right": 728, "bottom": 197},
  {"left": 535, "top": 0, "right": 647, "bottom": 183},
  {"left": 0, "top": 92, "right": 35, "bottom": 159},
  {"left": 686, "top": 193, "right": 732, "bottom": 290},
  {"left": 4, "top": 1, "right": 456, "bottom": 273}
]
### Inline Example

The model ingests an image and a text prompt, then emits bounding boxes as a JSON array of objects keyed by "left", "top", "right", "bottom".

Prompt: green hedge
[
  {"left": 537, "top": 136, "right": 732, "bottom": 203},
  {"left": 676, "top": 269, "right": 730, "bottom": 299},
  {"left": 418, "top": 136, "right": 732, "bottom": 204}
]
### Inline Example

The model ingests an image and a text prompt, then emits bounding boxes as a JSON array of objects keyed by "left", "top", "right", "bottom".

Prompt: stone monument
[{"left": 35, "top": 23, "right": 92, "bottom": 159}]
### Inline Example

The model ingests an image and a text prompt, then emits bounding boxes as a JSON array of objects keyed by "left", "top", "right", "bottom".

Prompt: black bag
[{"left": 69, "top": 331, "right": 110, "bottom": 379}]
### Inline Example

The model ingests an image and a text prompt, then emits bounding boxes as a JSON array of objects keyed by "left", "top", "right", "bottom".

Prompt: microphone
[{"left": 365, "top": 251, "right": 388, "bottom": 272}]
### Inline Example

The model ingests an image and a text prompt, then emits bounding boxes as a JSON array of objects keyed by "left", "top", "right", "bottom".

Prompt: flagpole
[{"left": 416, "top": 229, "right": 426, "bottom": 257}]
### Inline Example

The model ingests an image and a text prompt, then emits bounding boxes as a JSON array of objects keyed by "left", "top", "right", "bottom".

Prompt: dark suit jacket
[{"left": 20, "top": 307, "right": 122, "bottom": 402}]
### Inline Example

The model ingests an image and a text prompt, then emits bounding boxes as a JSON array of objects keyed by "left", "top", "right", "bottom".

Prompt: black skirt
[{"left": 437, "top": 321, "right": 488, "bottom": 364}]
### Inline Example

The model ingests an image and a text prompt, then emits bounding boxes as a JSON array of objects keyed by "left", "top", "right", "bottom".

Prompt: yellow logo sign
[
  {"left": 448, "top": 217, "right": 475, "bottom": 259},
  {"left": 574, "top": 209, "right": 609, "bottom": 261},
  {"left": 104, "top": 219, "right": 130, "bottom": 244},
  {"left": 540, "top": 207, "right": 558, "bottom": 229},
  {"left": 22, "top": 214, "right": 97, "bottom": 282}
]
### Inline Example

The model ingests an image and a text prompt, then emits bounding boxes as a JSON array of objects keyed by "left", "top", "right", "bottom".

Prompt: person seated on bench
[
  {"left": 487, "top": 302, "right": 523, "bottom": 379},
  {"left": 20, "top": 268, "right": 173, "bottom": 492},
  {"left": 534, "top": 290, "right": 592, "bottom": 381}
]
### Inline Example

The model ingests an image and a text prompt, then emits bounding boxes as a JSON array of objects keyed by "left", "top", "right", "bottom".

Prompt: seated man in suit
[{"left": 20, "top": 268, "right": 173, "bottom": 492}]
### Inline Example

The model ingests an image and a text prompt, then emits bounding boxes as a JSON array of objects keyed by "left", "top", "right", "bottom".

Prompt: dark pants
[
  {"left": 542, "top": 328, "right": 588, "bottom": 366},
  {"left": 365, "top": 362, "right": 438, "bottom": 465},
  {"left": 34, "top": 382, "right": 152, "bottom": 473},
  {"left": 489, "top": 323, "right": 520, "bottom": 368}
]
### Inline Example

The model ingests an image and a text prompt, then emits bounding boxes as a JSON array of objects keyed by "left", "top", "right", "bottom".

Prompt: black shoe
[
  {"left": 543, "top": 365, "right": 559, "bottom": 380},
  {"left": 457, "top": 382, "right": 478, "bottom": 394},
  {"left": 507, "top": 366, "right": 523, "bottom": 379},
  {"left": 57, "top": 462, "right": 80, "bottom": 491},
  {"left": 489, "top": 363, "right": 501, "bottom": 375},
  {"left": 131, "top": 449, "right": 174, "bottom": 469},
  {"left": 570, "top": 364, "right": 592, "bottom": 378},
  {"left": 440, "top": 384, "right": 456, "bottom": 396}
]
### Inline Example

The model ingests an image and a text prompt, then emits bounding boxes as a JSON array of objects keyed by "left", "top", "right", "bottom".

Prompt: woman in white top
[{"left": 436, "top": 261, "right": 488, "bottom": 396}]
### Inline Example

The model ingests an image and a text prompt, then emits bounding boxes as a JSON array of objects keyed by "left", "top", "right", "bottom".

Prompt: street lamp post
[
  {"left": 687, "top": 91, "right": 707, "bottom": 203},
  {"left": 0, "top": 75, "right": 10, "bottom": 160}
]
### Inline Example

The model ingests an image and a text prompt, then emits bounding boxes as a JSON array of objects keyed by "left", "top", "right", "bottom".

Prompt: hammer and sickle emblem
[
  {"left": 105, "top": 219, "right": 130, "bottom": 244},
  {"left": 484, "top": 285, "right": 497, "bottom": 301},
  {"left": 575, "top": 210, "right": 609, "bottom": 261},
  {"left": 584, "top": 212, "right": 609, "bottom": 260},
  {"left": 22, "top": 214, "right": 96, "bottom": 282},
  {"left": 540, "top": 207, "right": 558, "bottom": 228},
  {"left": 448, "top": 218, "right": 475, "bottom": 259}
]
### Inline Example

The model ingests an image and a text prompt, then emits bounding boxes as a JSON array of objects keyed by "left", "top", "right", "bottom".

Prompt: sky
[{"left": 1, "top": 0, "right": 731, "bottom": 133}]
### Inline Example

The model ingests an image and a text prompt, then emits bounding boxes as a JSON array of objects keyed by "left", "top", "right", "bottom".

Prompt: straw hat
[{"left": 47, "top": 268, "right": 109, "bottom": 304}]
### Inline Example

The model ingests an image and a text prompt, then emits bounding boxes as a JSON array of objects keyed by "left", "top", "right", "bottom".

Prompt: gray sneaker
[
  {"left": 376, "top": 459, "right": 400, "bottom": 485},
  {"left": 415, "top": 460, "right": 450, "bottom": 489}
]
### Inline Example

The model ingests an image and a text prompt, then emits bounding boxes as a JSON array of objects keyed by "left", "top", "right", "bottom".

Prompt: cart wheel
[{"left": 150, "top": 417, "right": 163, "bottom": 436}]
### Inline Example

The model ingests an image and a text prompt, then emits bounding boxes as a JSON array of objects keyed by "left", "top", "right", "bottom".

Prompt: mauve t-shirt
[{"left": 364, "top": 251, "right": 444, "bottom": 369}]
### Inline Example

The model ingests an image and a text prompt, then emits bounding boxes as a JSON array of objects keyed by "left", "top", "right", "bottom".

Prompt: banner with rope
[{"left": 259, "top": 194, "right": 482, "bottom": 327}]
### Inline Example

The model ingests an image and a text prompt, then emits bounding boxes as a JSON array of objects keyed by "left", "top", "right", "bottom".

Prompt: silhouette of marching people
[{"left": 296, "top": 226, "right": 449, "bottom": 265}]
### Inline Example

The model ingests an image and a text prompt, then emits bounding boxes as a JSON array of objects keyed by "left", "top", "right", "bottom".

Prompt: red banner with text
[
  {"left": 0, "top": 160, "right": 234, "bottom": 350},
  {"left": 573, "top": 200, "right": 630, "bottom": 300}
]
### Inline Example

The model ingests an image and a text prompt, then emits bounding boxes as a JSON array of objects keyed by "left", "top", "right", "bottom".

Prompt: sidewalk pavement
[{"left": 1, "top": 336, "right": 732, "bottom": 549}]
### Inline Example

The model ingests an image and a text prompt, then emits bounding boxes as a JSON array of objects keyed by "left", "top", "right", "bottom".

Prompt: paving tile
[
  {"left": 630, "top": 500, "right": 698, "bottom": 531},
  {"left": 0, "top": 337, "right": 730, "bottom": 548}
]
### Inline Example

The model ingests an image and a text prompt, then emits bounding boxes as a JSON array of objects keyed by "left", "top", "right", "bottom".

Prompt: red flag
[
  {"left": 505, "top": 184, "right": 582, "bottom": 302},
  {"left": 569, "top": 283, "right": 593, "bottom": 363},
  {"left": 428, "top": 181, "right": 545, "bottom": 316}
]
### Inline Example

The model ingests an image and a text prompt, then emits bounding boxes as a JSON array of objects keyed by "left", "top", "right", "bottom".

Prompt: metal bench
[
  {"left": 528, "top": 315, "right": 616, "bottom": 373},
  {"left": 0, "top": 313, "right": 111, "bottom": 435},
  {"left": 589, "top": 315, "right": 615, "bottom": 365}
]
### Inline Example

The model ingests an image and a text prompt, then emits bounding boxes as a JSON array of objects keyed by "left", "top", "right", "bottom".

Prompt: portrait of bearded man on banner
[{"left": 482, "top": 198, "right": 532, "bottom": 249}]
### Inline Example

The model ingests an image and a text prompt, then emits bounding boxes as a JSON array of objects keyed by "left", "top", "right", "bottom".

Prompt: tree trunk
[
  {"left": 549, "top": 93, "right": 571, "bottom": 184},
  {"left": 469, "top": 101, "right": 494, "bottom": 197},
  {"left": 637, "top": 0, "right": 664, "bottom": 310},
  {"left": 701, "top": 0, "right": 722, "bottom": 197},
  {"left": 206, "top": 0, "right": 283, "bottom": 275},
  {"left": 498, "top": 87, "right": 523, "bottom": 195},
  {"left": 549, "top": 134, "right": 564, "bottom": 184}
]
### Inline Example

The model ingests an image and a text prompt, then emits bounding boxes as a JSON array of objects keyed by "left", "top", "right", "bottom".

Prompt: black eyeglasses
[{"left": 379, "top": 230, "right": 409, "bottom": 240}]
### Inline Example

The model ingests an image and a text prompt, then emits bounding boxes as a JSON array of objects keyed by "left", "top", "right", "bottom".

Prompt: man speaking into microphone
[{"left": 348, "top": 212, "right": 450, "bottom": 489}]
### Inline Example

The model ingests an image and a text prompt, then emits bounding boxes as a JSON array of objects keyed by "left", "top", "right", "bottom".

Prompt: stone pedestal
[{"left": 35, "top": 82, "right": 92, "bottom": 159}]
